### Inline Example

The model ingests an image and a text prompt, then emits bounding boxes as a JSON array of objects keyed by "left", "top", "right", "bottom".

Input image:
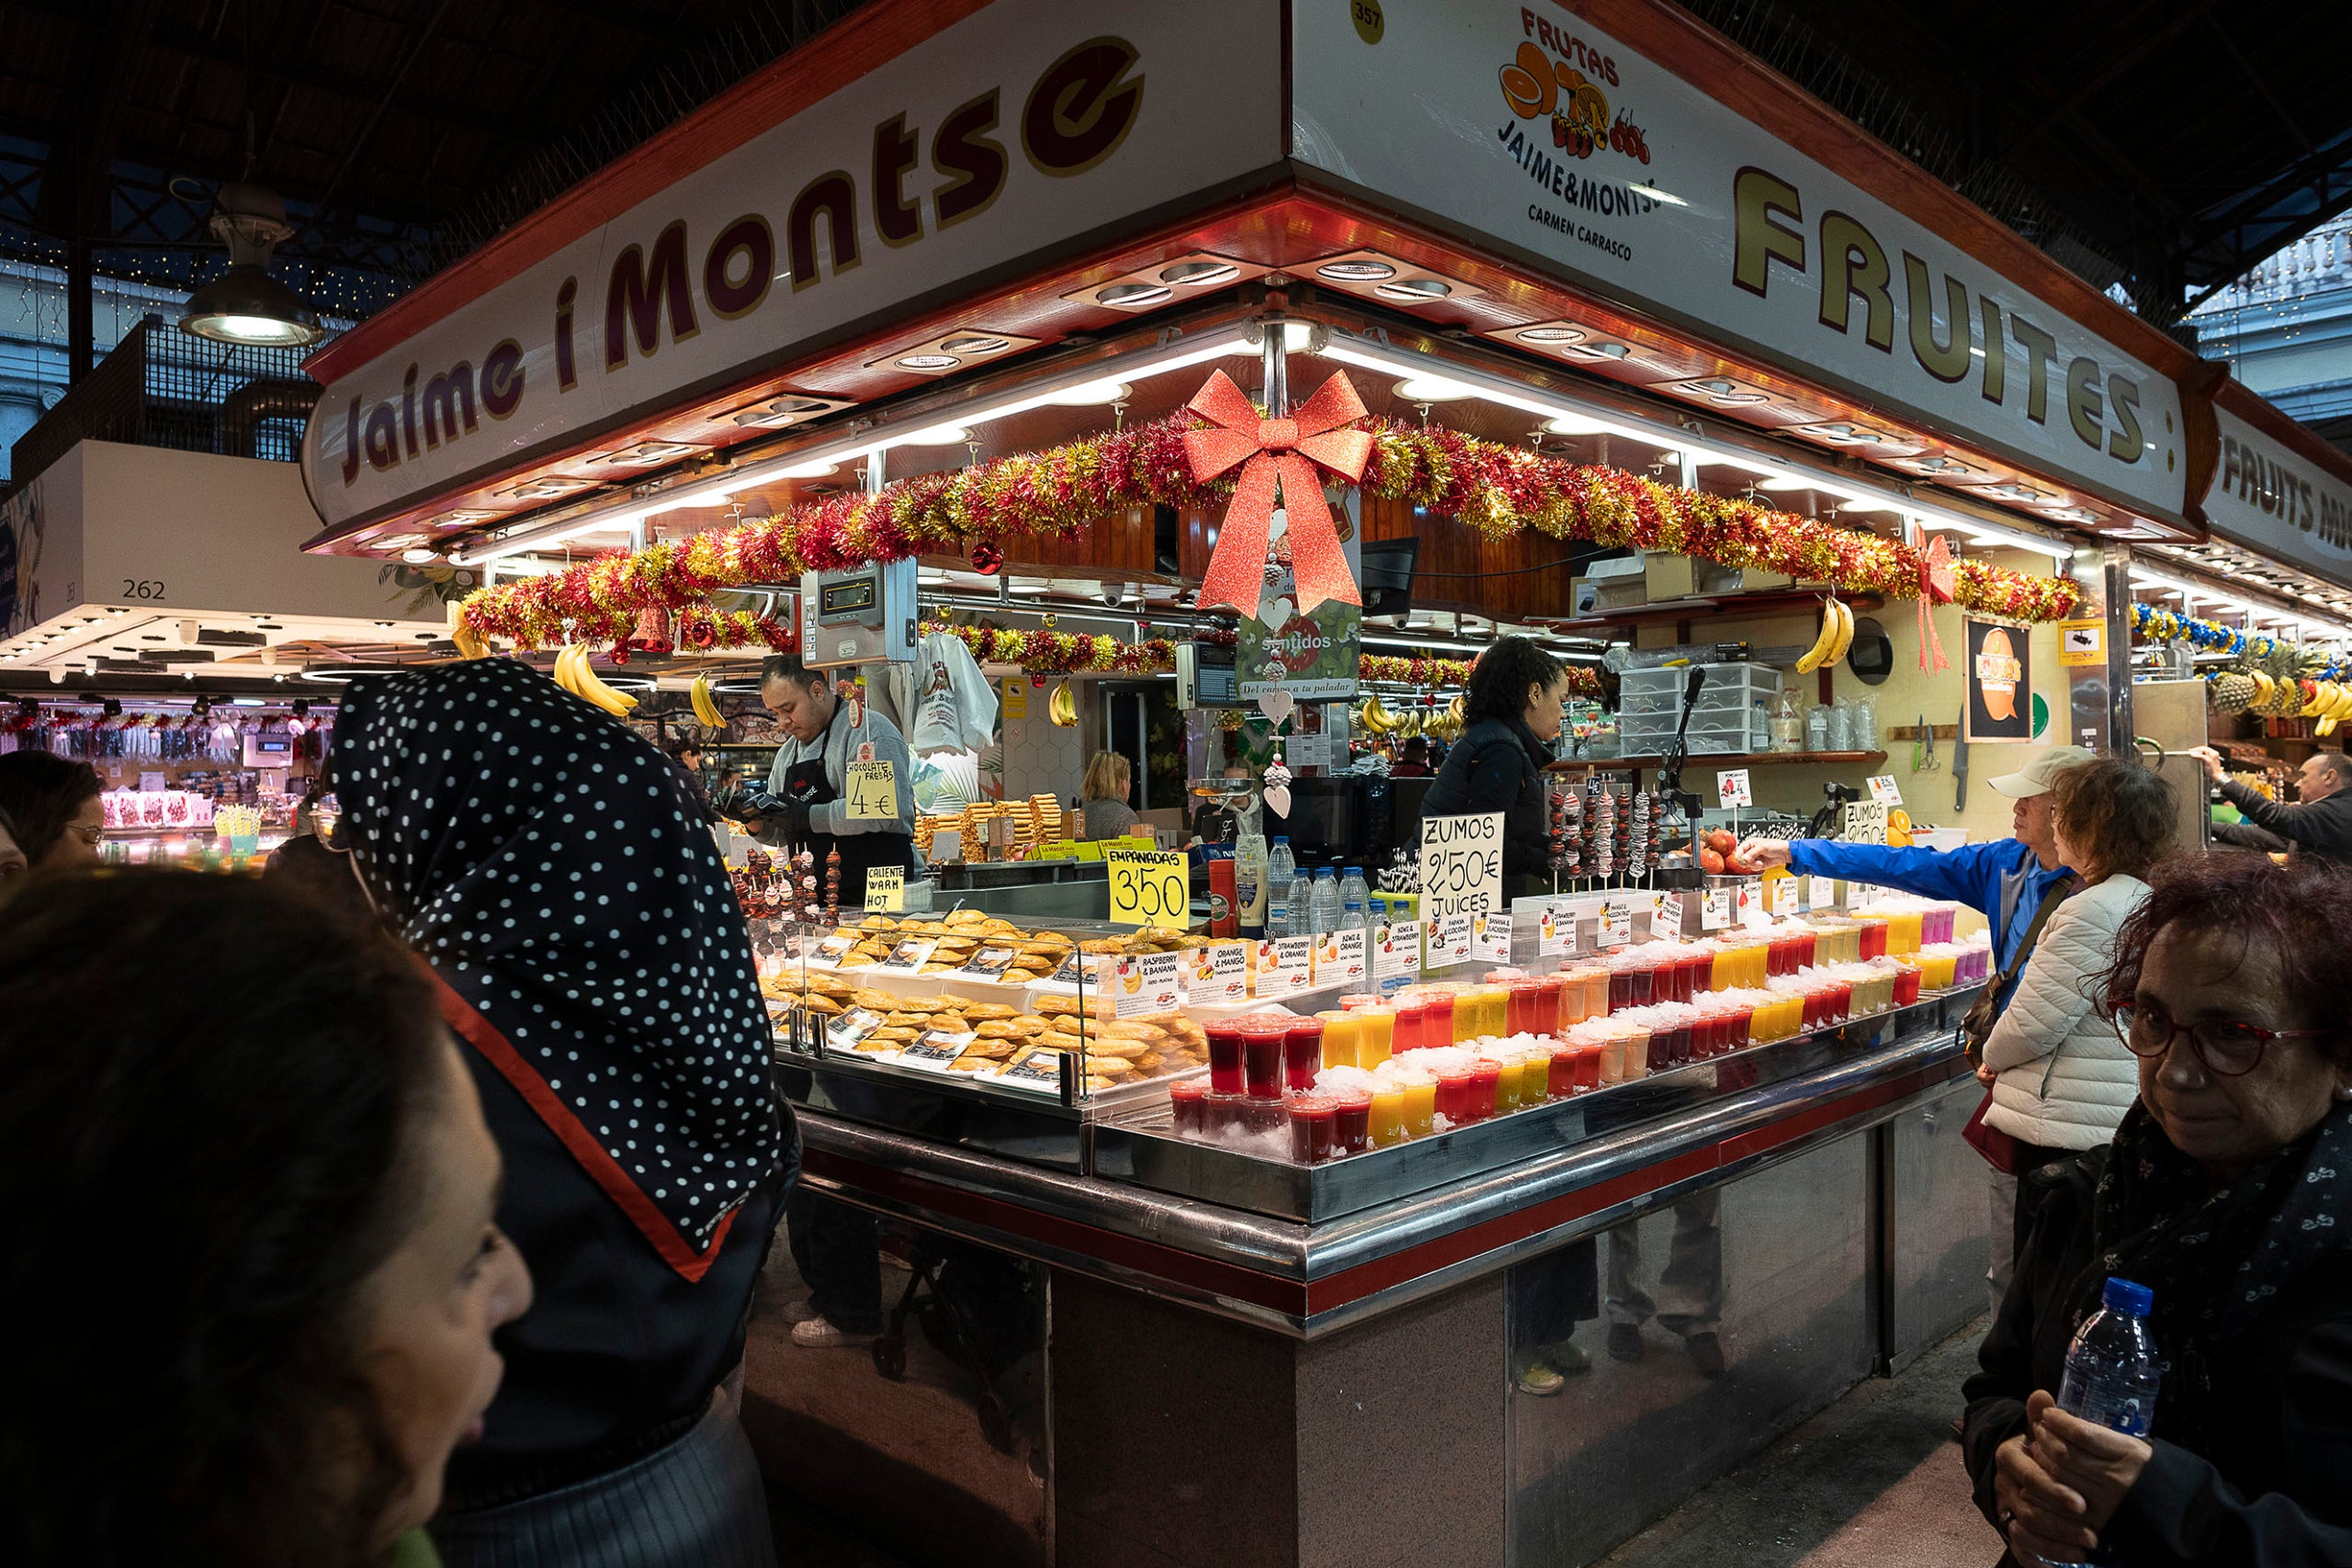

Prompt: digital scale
[{"left": 799, "top": 559, "right": 917, "bottom": 669}]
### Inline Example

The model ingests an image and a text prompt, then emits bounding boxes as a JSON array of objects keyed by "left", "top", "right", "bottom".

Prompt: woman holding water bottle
[{"left": 1961, "top": 852, "right": 2352, "bottom": 1566}]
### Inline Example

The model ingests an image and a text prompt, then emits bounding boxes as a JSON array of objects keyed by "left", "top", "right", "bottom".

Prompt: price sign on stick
[
  {"left": 845, "top": 760, "right": 899, "bottom": 820},
  {"left": 1419, "top": 813, "right": 1504, "bottom": 924},
  {"left": 1716, "top": 769, "right": 1753, "bottom": 808},
  {"left": 1652, "top": 891, "right": 1684, "bottom": 938},
  {"left": 1106, "top": 847, "right": 1188, "bottom": 928},
  {"left": 1866, "top": 774, "right": 1903, "bottom": 807},
  {"left": 864, "top": 865, "right": 904, "bottom": 912}
]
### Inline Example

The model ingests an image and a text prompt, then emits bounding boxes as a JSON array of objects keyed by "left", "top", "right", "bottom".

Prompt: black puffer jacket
[{"left": 1422, "top": 716, "right": 1553, "bottom": 885}]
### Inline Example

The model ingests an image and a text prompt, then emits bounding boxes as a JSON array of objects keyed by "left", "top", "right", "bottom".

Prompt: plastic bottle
[
  {"left": 1342, "top": 897, "right": 1368, "bottom": 936},
  {"left": 1310, "top": 866, "right": 1340, "bottom": 935},
  {"left": 1288, "top": 868, "right": 1314, "bottom": 940},
  {"left": 2038, "top": 1278, "right": 2161, "bottom": 1568},
  {"left": 1235, "top": 831, "right": 1269, "bottom": 938},
  {"left": 1263, "top": 835, "right": 1295, "bottom": 938},
  {"left": 1340, "top": 865, "right": 1372, "bottom": 924}
]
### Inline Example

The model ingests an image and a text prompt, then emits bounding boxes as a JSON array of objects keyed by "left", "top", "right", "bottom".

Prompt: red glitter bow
[
  {"left": 1917, "top": 533, "right": 1956, "bottom": 672},
  {"left": 1184, "top": 369, "right": 1371, "bottom": 618}
]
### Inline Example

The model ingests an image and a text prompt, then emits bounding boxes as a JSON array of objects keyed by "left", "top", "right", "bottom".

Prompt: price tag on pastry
[
  {"left": 895, "top": 1029, "right": 975, "bottom": 1071},
  {"left": 876, "top": 936, "right": 938, "bottom": 972},
  {"left": 864, "top": 865, "right": 904, "bottom": 912},
  {"left": 1716, "top": 769, "right": 1753, "bottom": 808},
  {"left": 1114, "top": 951, "right": 1184, "bottom": 1018},
  {"left": 993, "top": 1049, "right": 1069, "bottom": 1093},
  {"left": 1650, "top": 891, "right": 1683, "bottom": 938},
  {"left": 1254, "top": 935, "right": 1314, "bottom": 995},
  {"left": 1866, "top": 774, "right": 1903, "bottom": 806},
  {"left": 1044, "top": 949, "right": 1088, "bottom": 987},
  {"left": 825, "top": 1008, "right": 886, "bottom": 1052},
  {"left": 1473, "top": 909, "right": 1512, "bottom": 964},
  {"left": 808, "top": 931, "right": 856, "bottom": 965},
  {"left": 1106, "top": 847, "right": 1189, "bottom": 929},
  {"left": 1700, "top": 886, "right": 1734, "bottom": 931},
  {"left": 844, "top": 760, "right": 899, "bottom": 820},
  {"left": 955, "top": 946, "right": 1019, "bottom": 978}
]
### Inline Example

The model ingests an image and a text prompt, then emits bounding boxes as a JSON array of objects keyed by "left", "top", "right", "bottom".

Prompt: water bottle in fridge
[
  {"left": 1340, "top": 866, "right": 1372, "bottom": 929},
  {"left": 1264, "top": 835, "right": 1295, "bottom": 937},
  {"left": 2036, "top": 1277, "right": 2161, "bottom": 1568},
  {"left": 1311, "top": 866, "right": 1340, "bottom": 935}
]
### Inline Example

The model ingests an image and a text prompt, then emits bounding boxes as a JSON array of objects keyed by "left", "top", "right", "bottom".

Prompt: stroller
[{"left": 870, "top": 1233, "right": 1038, "bottom": 1454}]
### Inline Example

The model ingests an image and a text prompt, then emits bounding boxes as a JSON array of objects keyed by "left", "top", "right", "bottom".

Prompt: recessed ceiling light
[
  {"left": 1519, "top": 326, "right": 1587, "bottom": 344},
  {"left": 1095, "top": 282, "right": 1171, "bottom": 307},
  {"left": 1159, "top": 260, "right": 1238, "bottom": 286},
  {"left": 1319, "top": 259, "right": 1396, "bottom": 282},
  {"left": 1394, "top": 376, "right": 1476, "bottom": 401},
  {"left": 1375, "top": 277, "right": 1453, "bottom": 301},
  {"left": 896, "top": 353, "right": 959, "bottom": 371},
  {"left": 401, "top": 547, "right": 438, "bottom": 564},
  {"left": 938, "top": 333, "right": 1009, "bottom": 355}
]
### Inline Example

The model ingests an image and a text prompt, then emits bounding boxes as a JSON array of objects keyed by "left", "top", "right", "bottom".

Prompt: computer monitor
[{"left": 1359, "top": 536, "right": 1420, "bottom": 620}]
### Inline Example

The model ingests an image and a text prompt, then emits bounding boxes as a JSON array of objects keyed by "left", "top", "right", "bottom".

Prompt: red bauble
[{"left": 969, "top": 538, "right": 1003, "bottom": 575}]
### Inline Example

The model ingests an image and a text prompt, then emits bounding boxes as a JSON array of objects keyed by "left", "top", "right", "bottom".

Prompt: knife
[{"left": 1951, "top": 705, "right": 1970, "bottom": 810}]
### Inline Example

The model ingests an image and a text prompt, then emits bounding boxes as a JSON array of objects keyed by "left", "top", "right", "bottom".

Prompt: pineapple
[{"left": 2210, "top": 672, "right": 2257, "bottom": 715}]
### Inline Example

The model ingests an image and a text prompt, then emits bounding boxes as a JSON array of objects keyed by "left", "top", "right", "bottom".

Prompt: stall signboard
[
  {"left": 1288, "top": 3, "right": 2188, "bottom": 525},
  {"left": 1843, "top": 800, "right": 1890, "bottom": 843},
  {"left": 1114, "top": 951, "right": 1184, "bottom": 1018},
  {"left": 1106, "top": 846, "right": 1189, "bottom": 927},
  {"left": 1964, "top": 619, "right": 2033, "bottom": 742},
  {"left": 1192, "top": 941, "right": 1250, "bottom": 1004},
  {"left": 1419, "top": 811, "right": 1506, "bottom": 924},
  {"left": 304, "top": 0, "right": 1283, "bottom": 531},
  {"left": 845, "top": 761, "right": 899, "bottom": 820},
  {"left": 2207, "top": 407, "right": 2352, "bottom": 592},
  {"left": 864, "top": 865, "right": 904, "bottom": 912}
]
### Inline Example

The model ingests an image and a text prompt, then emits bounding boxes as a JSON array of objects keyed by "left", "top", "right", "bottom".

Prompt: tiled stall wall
[{"left": 998, "top": 680, "right": 1085, "bottom": 807}]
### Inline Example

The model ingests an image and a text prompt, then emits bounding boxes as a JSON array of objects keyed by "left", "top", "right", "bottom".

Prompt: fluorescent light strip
[{"left": 453, "top": 329, "right": 1260, "bottom": 566}]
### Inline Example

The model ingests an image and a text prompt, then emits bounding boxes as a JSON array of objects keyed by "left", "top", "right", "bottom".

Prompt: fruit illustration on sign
[{"left": 1976, "top": 628, "right": 2021, "bottom": 720}]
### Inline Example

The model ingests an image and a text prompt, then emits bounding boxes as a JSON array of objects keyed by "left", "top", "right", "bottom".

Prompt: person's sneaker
[
  {"left": 1948, "top": 1416, "right": 1966, "bottom": 1445},
  {"left": 1607, "top": 1323, "right": 1645, "bottom": 1363},
  {"left": 1512, "top": 1352, "right": 1566, "bottom": 1396},
  {"left": 1542, "top": 1338, "right": 1592, "bottom": 1376},
  {"left": 791, "top": 1316, "right": 876, "bottom": 1348},
  {"left": 781, "top": 1296, "right": 820, "bottom": 1325},
  {"left": 1685, "top": 1332, "right": 1726, "bottom": 1379}
]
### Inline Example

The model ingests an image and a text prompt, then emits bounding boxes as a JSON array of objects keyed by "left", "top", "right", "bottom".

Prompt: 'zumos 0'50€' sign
[{"left": 1419, "top": 812, "right": 1504, "bottom": 924}]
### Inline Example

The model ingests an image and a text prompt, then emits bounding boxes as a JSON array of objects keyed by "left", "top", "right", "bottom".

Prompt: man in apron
[{"left": 733, "top": 654, "right": 920, "bottom": 1348}]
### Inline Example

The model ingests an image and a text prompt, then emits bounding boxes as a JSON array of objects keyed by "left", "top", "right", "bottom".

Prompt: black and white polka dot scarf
[{"left": 336, "top": 659, "right": 788, "bottom": 1278}]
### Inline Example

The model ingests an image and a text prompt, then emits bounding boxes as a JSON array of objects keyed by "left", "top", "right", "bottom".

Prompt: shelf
[
  {"left": 1547, "top": 750, "right": 1887, "bottom": 771},
  {"left": 1532, "top": 589, "right": 1884, "bottom": 636}
]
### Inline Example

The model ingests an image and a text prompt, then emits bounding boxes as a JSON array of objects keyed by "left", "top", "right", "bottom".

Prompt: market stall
[{"left": 282, "top": 2, "right": 2352, "bottom": 1562}]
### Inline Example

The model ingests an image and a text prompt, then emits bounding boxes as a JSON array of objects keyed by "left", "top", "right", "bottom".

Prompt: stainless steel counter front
[{"left": 790, "top": 986, "right": 1978, "bottom": 1337}]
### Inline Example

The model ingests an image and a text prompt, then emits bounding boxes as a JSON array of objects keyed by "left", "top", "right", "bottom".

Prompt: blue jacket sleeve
[{"left": 1785, "top": 838, "right": 2028, "bottom": 919}]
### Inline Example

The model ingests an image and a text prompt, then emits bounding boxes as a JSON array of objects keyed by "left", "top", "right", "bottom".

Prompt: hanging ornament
[
  {"left": 629, "top": 604, "right": 675, "bottom": 656},
  {"left": 1261, "top": 758, "right": 1295, "bottom": 818},
  {"left": 1184, "top": 368, "right": 1371, "bottom": 620},
  {"left": 1914, "top": 533, "right": 1957, "bottom": 672},
  {"left": 968, "top": 538, "right": 1004, "bottom": 576},
  {"left": 1259, "top": 688, "right": 1296, "bottom": 726}
]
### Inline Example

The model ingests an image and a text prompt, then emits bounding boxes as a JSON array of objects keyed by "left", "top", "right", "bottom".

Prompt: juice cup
[
  {"left": 1597, "top": 1032, "right": 1625, "bottom": 1083},
  {"left": 1331, "top": 1092, "right": 1373, "bottom": 1156},
  {"left": 1369, "top": 1087, "right": 1406, "bottom": 1146},
  {"left": 1170, "top": 1079, "right": 1207, "bottom": 1136},
  {"left": 1434, "top": 1067, "right": 1475, "bottom": 1125},
  {"left": 1894, "top": 964, "right": 1921, "bottom": 1007},
  {"left": 1425, "top": 992, "right": 1456, "bottom": 1045},
  {"left": 1358, "top": 1008, "right": 1396, "bottom": 1068},
  {"left": 1584, "top": 967, "right": 1611, "bottom": 1021},
  {"left": 1319, "top": 1010, "right": 1363, "bottom": 1070},
  {"left": 1488, "top": 987, "right": 1512, "bottom": 1038},
  {"left": 1859, "top": 919, "right": 1887, "bottom": 961},
  {"left": 1469, "top": 1059, "right": 1503, "bottom": 1120},
  {"left": 1621, "top": 1026, "right": 1651, "bottom": 1077},
  {"left": 1284, "top": 1017, "right": 1325, "bottom": 1092},
  {"left": 1546, "top": 1044, "right": 1577, "bottom": 1099},
  {"left": 1394, "top": 998, "right": 1424, "bottom": 1053},
  {"left": 1287, "top": 1097, "right": 1336, "bottom": 1163},
  {"left": 1242, "top": 1020, "right": 1286, "bottom": 1100},
  {"left": 1205, "top": 1020, "right": 1247, "bottom": 1096},
  {"left": 1401, "top": 1079, "right": 1437, "bottom": 1137}
]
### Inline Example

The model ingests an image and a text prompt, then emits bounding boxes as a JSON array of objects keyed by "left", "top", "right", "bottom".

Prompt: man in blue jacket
[{"left": 1738, "top": 745, "right": 2093, "bottom": 1010}]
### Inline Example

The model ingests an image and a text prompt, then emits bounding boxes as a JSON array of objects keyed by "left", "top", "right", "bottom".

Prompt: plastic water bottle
[
  {"left": 1235, "top": 832, "right": 1269, "bottom": 939},
  {"left": 1288, "top": 869, "right": 1314, "bottom": 939},
  {"left": 1311, "top": 867, "right": 1340, "bottom": 935},
  {"left": 1340, "top": 865, "right": 1371, "bottom": 919},
  {"left": 1264, "top": 836, "right": 1295, "bottom": 937},
  {"left": 1342, "top": 897, "right": 1369, "bottom": 935},
  {"left": 2038, "top": 1277, "right": 2160, "bottom": 1568}
]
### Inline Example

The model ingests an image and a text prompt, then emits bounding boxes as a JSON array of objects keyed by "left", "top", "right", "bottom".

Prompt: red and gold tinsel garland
[{"left": 459, "top": 408, "right": 2082, "bottom": 650}]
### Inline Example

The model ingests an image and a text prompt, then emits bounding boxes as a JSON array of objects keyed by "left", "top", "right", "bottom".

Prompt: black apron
[{"left": 779, "top": 696, "right": 916, "bottom": 897}]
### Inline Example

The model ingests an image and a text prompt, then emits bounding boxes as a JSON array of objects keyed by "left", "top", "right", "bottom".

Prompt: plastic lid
[
  {"left": 1345, "top": 866, "right": 1363, "bottom": 876},
  {"left": 2103, "top": 1277, "right": 2154, "bottom": 1316},
  {"left": 1273, "top": 834, "right": 1289, "bottom": 842}
]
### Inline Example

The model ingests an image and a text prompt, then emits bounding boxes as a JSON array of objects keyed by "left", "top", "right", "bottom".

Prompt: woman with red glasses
[{"left": 1961, "top": 851, "right": 2352, "bottom": 1566}]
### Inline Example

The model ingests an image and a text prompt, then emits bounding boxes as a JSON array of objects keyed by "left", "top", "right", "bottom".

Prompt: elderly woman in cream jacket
[{"left": 1976, "top": 758, "right": 2177, "bottom": 1279}]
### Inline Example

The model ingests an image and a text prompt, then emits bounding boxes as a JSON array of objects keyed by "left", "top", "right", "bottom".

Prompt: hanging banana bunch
[
  {"left": 1794, "top": 597, "right": 1856, "bottom": 674},
  {"left": 689, "top": 673, "right": 726, "bottom": 728},
  {"left": 551, "top": 644, "right": 638, "bottom": 716},
  {"left": 1048, "top": 682, "right": 1079, "bottom": 728}
]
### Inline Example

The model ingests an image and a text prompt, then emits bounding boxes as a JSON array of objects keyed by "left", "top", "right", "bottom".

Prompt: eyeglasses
[
  {"left": 2113, "top": 1000, "right": 2334, "bottom": 1077},
  {"left": 68, "top": 825, "right": 106, "bottom": 847}
]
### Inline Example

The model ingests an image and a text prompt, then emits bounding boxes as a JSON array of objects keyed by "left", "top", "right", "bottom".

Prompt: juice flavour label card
[
  {"left": 1473, "top": 910, "right": 1511, "bottom": 964},
  {"left": 1314, "top": 928, "right": 1370, "bottom": 986},
  {"left": 1192, "top": 941, "right": 1250, "bottom": 1004},
  {"left": 1254, "top": 935, "right": 1314, "bottom": 995},
  {"left": 1373, "top": 922, "right": 1421, "bottom": 985},
  {"left": 1114, "top": 951, "right": 1184, "bottom": 1018}
]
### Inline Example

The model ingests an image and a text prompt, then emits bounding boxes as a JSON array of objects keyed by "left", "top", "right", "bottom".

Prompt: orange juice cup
[
  {"left": 1358, "top": 1008, "right": 1396, "bottom": 1068},
  {"left": 1369, "top": 1087, "right": 1407, "bottom": 1145},
  {"left": 1319, "top": 1010, "right": 1363, "bottom": 1070},
  {"left": 1401, "top": 1079, "right": 1437, "bottom": 1137}
]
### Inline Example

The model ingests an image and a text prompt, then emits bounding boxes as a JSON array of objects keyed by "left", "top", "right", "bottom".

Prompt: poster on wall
[
  {"left": 1237, "top": 490, "right": 1363, "bottom": 701},
  {"left": 1964, "top": 619, "right": 2032, "bottom": 743}
]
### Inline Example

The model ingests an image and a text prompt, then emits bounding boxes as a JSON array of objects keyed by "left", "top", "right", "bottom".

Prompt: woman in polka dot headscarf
[{"left": 336, "top": 658, "right": 792, "bottom": 1568}]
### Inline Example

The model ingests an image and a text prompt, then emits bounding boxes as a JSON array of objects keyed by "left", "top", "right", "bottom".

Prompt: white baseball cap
[{"left": 1987, "top": 744, "right": 2098, "bottom": 798}]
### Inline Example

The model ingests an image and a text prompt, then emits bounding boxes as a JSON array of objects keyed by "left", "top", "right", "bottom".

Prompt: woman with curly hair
[
  {"left": 0, "top": 873, "right": 533, "bottom": 1567},
  {"left": 1963, "top": 850, "right": 2352, "bottom": 1565}
]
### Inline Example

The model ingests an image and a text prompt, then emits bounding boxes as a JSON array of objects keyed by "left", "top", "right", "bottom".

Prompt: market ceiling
[
  {"left": 0, "top": 0, "right": 869, "bottom": 311},
  {"left": 1678, "top": 0, "right": 2352, "bottom": 329}
]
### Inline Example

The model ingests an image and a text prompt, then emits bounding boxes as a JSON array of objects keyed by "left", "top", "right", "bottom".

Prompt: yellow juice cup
[
  {"left": 1401, "top": 1080, "right": 1437, "bottom": 1137},
  {"left": 1453, "top": 988, "right": 1480, "bottom": 1043},
  {"left": 1320, "top": 1010, "right": 1363, "bottom": 1070},
  {"left": 1358, "top": 1008, "right": 1396, "bottom": 1068},
  {"left": 1487, "top": 987, "right": 1511, "bottom": 1039},
  {"left": 1369, "top": 1087, "right": 1406, "bottom": 1145}
]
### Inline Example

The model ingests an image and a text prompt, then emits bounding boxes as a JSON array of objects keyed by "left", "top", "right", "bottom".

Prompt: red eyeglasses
[{"left": 2114, "top": 1000, "right": 2334, "bottom": 1078}]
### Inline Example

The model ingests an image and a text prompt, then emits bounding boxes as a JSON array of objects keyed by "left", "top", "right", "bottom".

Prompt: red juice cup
[
  {"left": 1331, "top": 1092, "right": 1373, "bottom": 1155},
  {"left": 1435, "top": 1068, "right": 1474, "bottom": 1125},
  {"left": 1284, "top": 1017, "right": 1325, "bottom": 1092},
  {"left": 1541, "top": 975, "right": 1570, "bottom": 1033},
  {"left": 1469, "top": 1059, "right": 1503, "bottom": 1120},
  {"left": 1726, "top": 1007, "right": 1753, "bottom": 1050},
  {"left": 1573, "top": 1044, "right": 1602, "bottom": 1089},
  {"left": 1832, "top": 979, "right": 1854, "bottom": 1021},
  {"left": 1204, "top": 1021, "right": 1247, "bottom": 1096},
  {"left": 1287, "top": 1097, "right": 1334, "bottom": 1163},
  {"left": 1242, "top": 1020, "right": 1286, "bottom": 1100},
  {"left": 1607, "top": 966, "right": 1632, "bottom": 1013},
  {"left": 1859, "top": 919, "right": 1887, "bottom": 961},
  {"left": 1394, "top": 998, "right": 1423, "bottom": 1053},
  {"left": 1547, "top": 1044, "right": 1577, "bottom": 1098},
  {"left": 1207, "top": 1091, "right": 1248, "bottom": 1136},
  {"left": 1894, "top": 966, "right": 1921, "bottom": 1007},
  {"left": 1170, "top": 1080, "right": 1207, "bottom": 1136},
  {"left": 1426, "top": 992, "right": 1456, "bottom": 1043}
]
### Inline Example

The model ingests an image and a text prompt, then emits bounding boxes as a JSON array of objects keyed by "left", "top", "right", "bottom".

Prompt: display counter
[{"left": 744, "top": 946, "right": 1991, "bottom": 1568}]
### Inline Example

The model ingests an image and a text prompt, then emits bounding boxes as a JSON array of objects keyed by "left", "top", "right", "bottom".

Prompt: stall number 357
[{"left": 120, "top": 579, "right": 167, "bottom": 600}]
